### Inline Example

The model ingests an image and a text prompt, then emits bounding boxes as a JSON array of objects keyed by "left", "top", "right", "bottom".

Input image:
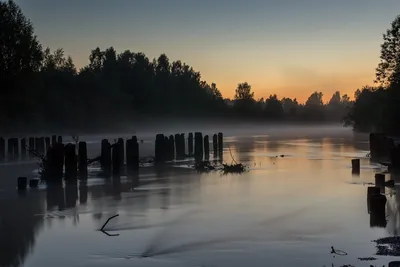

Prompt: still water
[{"left": 0, "top": 125, "right": 399, "bottom": 267}]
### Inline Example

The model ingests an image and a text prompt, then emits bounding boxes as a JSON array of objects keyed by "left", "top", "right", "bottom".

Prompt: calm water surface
[{"left": 1, "top": 125, "right": 399, "bottom": 267}]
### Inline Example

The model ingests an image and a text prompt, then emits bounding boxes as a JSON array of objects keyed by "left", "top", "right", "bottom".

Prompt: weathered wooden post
[
  {"left": 45, "top": 143, "right": 64, "bottom": 183},
  {"left": 218, "top": 132, "right": 223, "bottom": 156},
  {"left": 169, "top": 135, "right": 175, "bottom": 160},
  {"left": 174, "top": 134, "right": 180, "bottom": 159},
  {"left": 133, "top": 137, "right": 139, "bottom": 170},
  {"left": 57, "top": 136, "right": 63, "bottom": 144},
  {"left": 213, "top": 134, "right": 218, "bottom": 156},
  {"left": 112, "top": 142, "right": 121, "bottom": 174},
  {"left": 118, "top": 138, "right": 124, "bottom": 166},
  {"left": 375, "top": 173, "right": 385, "bottom": 186},
  {"left": 51, "top": 135, "right": 57, "bottom": 146},
  {"left": 21, "top": 138, "right": 26, "bottom": 157},
  {"left": 7, "top": 138, "right": 13, "bottom": 156},
  {"left": 204, "top": 135, "right": 210, "bottom": 160},
  {"left": 390, "top": 145, "right": 400, "bottom": 170},
  {"left": 17, "top": 177, "right": 27, "bottom": 191},
  {"left": 180, "top": 133, "right": 186, "bottom": 157},
  {"left": 351, "top": 159, "right": 360, "bottom": 173},
  {"left": 13, "top": 138, "right": 19, "bottom": 157},
  {"left": 78, "top": 141, "right": 88, "bottom": 176},
  {"left": 64, "top": 143, "right": 77, "bottom": 181},
  {"left": 188, "top": 133, "right": 194, "bottom": 157},
  {"left": 164, "top": 136, "right": 170, "bottom": 160},
  {"left": 28, "top": 137, "right": 34, "bottom": 151},
  {"left": 369, "top": 194, "right": 387, "bottom": 215},
  {"left": 45, "top": 137, "right": 51, "bottom": 151},
  {"left": 101, "top": 139, "right": 111, "bottom": 171},
  {"left": 367, "top": 186, "right": 381, "bottom": 198},
  {"left": 126, "top": 138, "right": 133, "bottom": 169},
  {"left": 155, "top": 134, "right": 165, "bottom": 163},
  {"left": 194, "top": 132, "right": 203, "bottom": 161},
  {"left": 0, "top": 137, "right": 5, "bottom": 160}
]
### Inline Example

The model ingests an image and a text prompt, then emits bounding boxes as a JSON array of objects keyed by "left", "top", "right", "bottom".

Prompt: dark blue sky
[{"left": 13, "top": 0, "right": 400, "bottom": 100}]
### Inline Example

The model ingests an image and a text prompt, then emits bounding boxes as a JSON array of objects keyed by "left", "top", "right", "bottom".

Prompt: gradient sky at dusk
[{"left": 13, "top": 0, "right": 400, "bottom": 102}]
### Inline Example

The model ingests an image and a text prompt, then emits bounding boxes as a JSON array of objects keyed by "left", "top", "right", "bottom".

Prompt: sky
[{"left": 13, "top": 0, "right": 400, "bottom": 102}]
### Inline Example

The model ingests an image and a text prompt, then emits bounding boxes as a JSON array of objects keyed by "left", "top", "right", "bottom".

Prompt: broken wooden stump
[
  {"left": 101, "top": 139, "right": 111, "bottom": 171},
  {"left": 204, "top": 135, "right": 210, "bottom": 160},
  {"left": 21, "top": 138, "right": 26, "bottom": 158},
  {"left": 351, "top": 159, "right": 360, "bottom": 173},
  {"left": 213, "top": 134, "right": 218, "bottom": 156},
  {"left": 57, "top": 136, "right": 63, "bottom": 144},
  {"left": 45, "top": 137, "right": 51, "bottom": 151},
  {"left": 194, "top": 132, "right": 203, "bottom": 161},
  {"left": 64, "top": 143, "right": 77, "bottom": 181},
  {"left": 155, "top": 134, "right": 165, "bottom": 163},
  {"left": 188, "top": 133, "right": 194, "bottom": 157},
  {"left": 36, "top": 137, "right": 45, "bottom": 155},
  {"left": 78, "top": 141, "right": 88, "bottom": 176},
  {"left": 126, "top": 136, "right": 139, "bottom": 171},
  {"left": 218, "top": 132, "right": 223, "bottom": 156},
  {"left": 118, "top": 138, "right": 124, "bottom": 166},
  {"left": 174, "top": 134, "right": 181, "bottom": 159},
  {"left": 112, "top": 142, "right": 122, "bottom": 174},
  {"left": 17, "top": 177, "right": 27, "bottom": 191},
  {"left": 169, "top": 135, "right": 175, "bottom": 160}
]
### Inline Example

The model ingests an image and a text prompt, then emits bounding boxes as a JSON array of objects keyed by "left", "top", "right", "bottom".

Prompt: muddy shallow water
[{"left": 1, "top": 125, "right": 400, "bottom": 267}]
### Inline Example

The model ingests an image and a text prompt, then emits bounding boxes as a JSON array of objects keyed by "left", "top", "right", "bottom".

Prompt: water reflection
[
  {"left": 0, "top": 194, "right": 45, "bottom": 267},
  {"left": 0, "top": 129, "right": 393, "bottom": 267}
]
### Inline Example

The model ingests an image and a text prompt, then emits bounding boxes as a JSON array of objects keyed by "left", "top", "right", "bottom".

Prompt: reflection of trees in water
[{"left": 0, "top": 194, "right": 45, "bottom": 267}]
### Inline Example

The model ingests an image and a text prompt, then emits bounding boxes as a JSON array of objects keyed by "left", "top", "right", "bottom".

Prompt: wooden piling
[
  {"left": 218, "top": 132, "right": 223, "bottom": 156},
  {"left": 28, "top": 137, "right": 34, "bottom": 151},
  {"left": 213, "top": 134, "right": 218, "bottom": 156},
  {"left": 132, "top": 137, "right": 139, "bottom": 170},
  {"left": 64, "top": 143, "right": 77, "bottom": 181},
  {"left": 169, "top": 135, "right": 175, "bottom": 160},
  {"left": 0, "top": 137, "right": 5, "bottom": 160},
  {"left": 17, "top": 177, "right": 27, "bottom": 190},
  {"left": 204, "top": 135, "right": 210, "bottom": 160},
  {"left": 118, "top": 138, "right": 124, "bottom": 166},
  {"left": 351, "top": 159, "right": 360, "bottom": 173},
  {"left": 369, "top": 194, "right": 387, "bottom": 214},
  {"left": 126, "top": 138, "right": 133, "bottom": 169},
  {"left": 101, "top": 139, "right": 111, "bottom": 170},
  {"left": 112, "top": 142, "right": 121, "bottom": 174},
  {"left": 45, "top": 143, "right": 64, "bottom": 183},
  {"left": 45, "top": 137, "right": 51, "bottom": 151},
  {"left": 57, "top": 136, "right": 62, "bottom": 144},
  {"left": 155, "top": 134, "right": 165, "bottom": 163},
  {"left": 174, "top": 134, "right": 181, "bottom": 159},
  {"left": 194, "top": 132, "right": 203, "bottom": 161},
  {"left": 367, "top": 186, "right": 381, "bottom": 197},
  {"left": 21, "top": 138, "right": 26, "bottom": 157},
  {"left": 180, "top": 133, "right": 185, "bottom": 157},
  {"left": 188, "top": 133, "right": 194, "bottom": 157},
  {"left": 375, "top": 173, "right": 385, "bottom": 186},
  {"left": 7, "top": 138, "right": 13, "bottom": 156},
  {"left": 51, "top": 135, "right": 57, "bottom": 146},
  {"left": 78, "top": 141, "right": 88, "bottom": 176}
]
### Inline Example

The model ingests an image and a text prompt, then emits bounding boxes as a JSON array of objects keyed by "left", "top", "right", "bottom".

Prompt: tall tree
[
  {"left": 0, "top": 0, "right": 43, "bottom": 125},
  {"left": 234, "top": 82, "right": 254, "bottom": 100},
  {"left": 376, "top": 15, "right": 400, "bottom": 86}
]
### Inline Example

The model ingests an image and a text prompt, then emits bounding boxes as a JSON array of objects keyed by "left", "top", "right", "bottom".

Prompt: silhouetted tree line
[
  {"left": 1, "top": 1, "right": 350, "bottom": 133},
  {"left": 344, "top": 14, "right": 400, "bottom": 134}
]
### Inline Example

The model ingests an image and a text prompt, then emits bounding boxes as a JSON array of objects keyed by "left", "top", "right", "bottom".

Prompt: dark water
[{"left": 0, "top": 125, "right": 399, "bottom": 267}]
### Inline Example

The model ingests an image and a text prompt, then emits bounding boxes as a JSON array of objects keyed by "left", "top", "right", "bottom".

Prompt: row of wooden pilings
[
  {"left": 366, "top": 173, "right": 391, "bottom": 228},
  {"left": 0, "top": 135, "right": 63, "bottom": 160},
  {"left": 155, "top": 132, "right": 223, "bottom": 163}
]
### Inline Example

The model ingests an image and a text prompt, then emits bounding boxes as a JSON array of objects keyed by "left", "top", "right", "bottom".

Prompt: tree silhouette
[
  {"left": 376, "top": 15, "right": 400, "bottom": 86},
  {"left": 264, "top": 94, "right": 284, "bottom": 119}
]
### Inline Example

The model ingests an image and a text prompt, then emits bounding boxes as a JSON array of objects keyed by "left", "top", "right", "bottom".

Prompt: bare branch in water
[{"left": 100, "top": 214, "right": 119, "bottom": 231}]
